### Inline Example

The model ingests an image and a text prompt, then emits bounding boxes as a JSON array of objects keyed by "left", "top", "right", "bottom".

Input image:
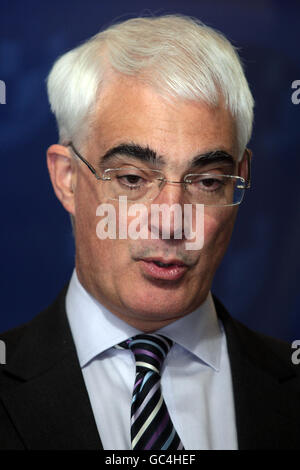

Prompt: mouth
[{"left": 138, "top": 257, "right": 189, "bottom": 281}]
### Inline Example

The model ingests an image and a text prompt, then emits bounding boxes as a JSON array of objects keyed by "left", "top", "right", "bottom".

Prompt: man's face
[{"left": 66, "top": 77, "right": 241, "bottom": 331}]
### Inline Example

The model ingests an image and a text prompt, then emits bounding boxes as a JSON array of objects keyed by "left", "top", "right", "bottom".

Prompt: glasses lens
[
  {"left": 186, "top": 174, "right": 245, "bottom": 206},
  {"left": 104, "top": 167, "right": 162, "bottom": 201}
]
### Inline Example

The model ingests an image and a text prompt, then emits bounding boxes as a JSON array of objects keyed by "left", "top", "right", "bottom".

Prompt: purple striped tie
[{"left": 116, "top": 334, "right": 185, "bottom": 450}]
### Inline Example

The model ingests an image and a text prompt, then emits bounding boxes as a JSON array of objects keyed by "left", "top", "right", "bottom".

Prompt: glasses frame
[{"left": 67, "top": 142, "right": 251, "bottom": 204}]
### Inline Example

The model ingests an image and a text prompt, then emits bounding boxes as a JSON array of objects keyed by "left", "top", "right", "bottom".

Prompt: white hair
[{"left": 47, "top": 14, "right": 254, "bottom": 159}]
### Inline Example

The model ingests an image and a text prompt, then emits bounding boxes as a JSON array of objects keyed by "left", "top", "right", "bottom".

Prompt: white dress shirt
[{"left": 66, "top": 269, "right": 238, "bottom": 450}]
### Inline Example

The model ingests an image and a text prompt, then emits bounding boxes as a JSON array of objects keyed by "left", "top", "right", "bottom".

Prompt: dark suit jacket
[{"left": 0, "top": 286, "right": 300, "bottom": 450}]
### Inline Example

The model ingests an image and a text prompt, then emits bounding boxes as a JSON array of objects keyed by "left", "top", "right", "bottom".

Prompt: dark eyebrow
[
  {"left": 99, "top": 144, "right": 166, "bottom": 168},
  {"left": 190, "top": 150, "right": 235, "bottom": 169},
  {"left": 99, "top": 144, "right": 235, "bottom": 171}
]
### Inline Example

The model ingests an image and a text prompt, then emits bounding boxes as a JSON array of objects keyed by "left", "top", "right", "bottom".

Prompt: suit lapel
[
  {"left": 1, "top": 286, "right": 102, "bottom": 450},
  {"left": 2, "top": 287, "right": 299, "bottom": 449},
  {"left": 214, "top": 295, "right": 300, "bottom": 449}
]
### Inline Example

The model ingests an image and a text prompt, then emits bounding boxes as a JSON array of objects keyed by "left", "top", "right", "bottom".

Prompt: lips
[{"left": 138, "top": 257, "right": 188, "bottom": 281}]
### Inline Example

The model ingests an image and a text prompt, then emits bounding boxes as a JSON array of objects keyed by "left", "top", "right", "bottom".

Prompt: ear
[
  {"left": 238, "top": 148, "right": 252, "bottom": 186},
  {"left": 47, "top": 144, "right": 77, "bottom": 215}
]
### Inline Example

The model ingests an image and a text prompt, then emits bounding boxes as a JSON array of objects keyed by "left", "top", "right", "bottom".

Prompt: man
[{"left": 0, "top": 14, "right": 299, "bottom": 450}]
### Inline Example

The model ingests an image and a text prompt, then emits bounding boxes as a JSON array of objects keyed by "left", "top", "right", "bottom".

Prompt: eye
[
  {"left": 119, "top": 174, "right": 143, "bottom": 185},
  {"left": 200, "top": 177, "right": 222, "bottom": 190},
  {"left": 189, "top": 175, "right": 225, "bottom": 192},
  {"left": 116, "top": 169, "right": 149, "bottom": 190}
]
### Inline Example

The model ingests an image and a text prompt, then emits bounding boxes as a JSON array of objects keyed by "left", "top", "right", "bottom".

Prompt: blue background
[{"left": 0, "top": 0, "right": 299, "bottom": 341}]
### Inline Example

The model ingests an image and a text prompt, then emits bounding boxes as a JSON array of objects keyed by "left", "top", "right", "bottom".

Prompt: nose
[
  {"left": 148, "top": 181, "right": 186, "bottom": 240},
  {"left": 155, "top": 180, "right": 185, "bottom": 205}
]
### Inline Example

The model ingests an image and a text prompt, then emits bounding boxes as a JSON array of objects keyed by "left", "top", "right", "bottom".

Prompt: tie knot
[{"left": 117, "top": 334, "right": 173, "bottom": 375}]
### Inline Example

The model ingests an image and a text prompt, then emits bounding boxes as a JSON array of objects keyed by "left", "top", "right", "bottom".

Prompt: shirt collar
[{"left": 66, "top": 269, "right": 223, "bottom": 371}]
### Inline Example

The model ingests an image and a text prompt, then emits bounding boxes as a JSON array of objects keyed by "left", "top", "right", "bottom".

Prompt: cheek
[{"left": 203, "top": 208, "right": 237, "bottom": 256}]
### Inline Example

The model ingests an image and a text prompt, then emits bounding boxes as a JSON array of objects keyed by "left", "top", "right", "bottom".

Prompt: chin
[{"left": 121, "top": 286, "right": 195, "bottom": 320}]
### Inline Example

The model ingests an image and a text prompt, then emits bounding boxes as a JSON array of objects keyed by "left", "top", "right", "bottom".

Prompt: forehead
[{"left": 89, "top": 76, "right": 238, "bottom": 169}]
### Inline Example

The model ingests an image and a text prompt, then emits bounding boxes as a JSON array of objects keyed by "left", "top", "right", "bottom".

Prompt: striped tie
[{"left": 116, "top": 334, "right": 184, "bottom": 450}]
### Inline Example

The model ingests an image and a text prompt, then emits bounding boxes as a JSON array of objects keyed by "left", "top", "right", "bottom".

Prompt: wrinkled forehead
[{"left": 87, "top": 76, "right": 239, "bottom": 171}]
